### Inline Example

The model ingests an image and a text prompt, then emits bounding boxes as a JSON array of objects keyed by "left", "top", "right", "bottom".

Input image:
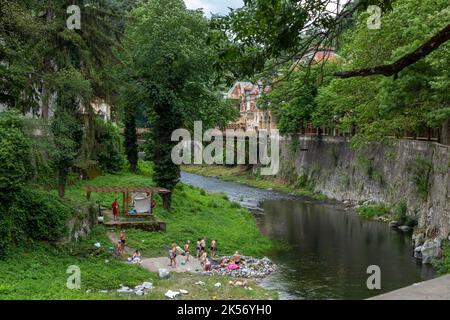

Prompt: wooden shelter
[{"left": 86, "top": 186, "right": 170, "bottom": 217}]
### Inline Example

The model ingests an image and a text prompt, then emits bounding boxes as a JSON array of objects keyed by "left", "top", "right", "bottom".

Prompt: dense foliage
[
  {"left": 92, "top": 120, "right": 126, "bottom": 173},
  {"left": 315, "top": 0, "right": 450, "bottom": 147},
  {"left": 122, "top": 0, "right": 238, "bottom": 206},
  {"left": 0, "top": 112, "right": 32, "bottom": 193},
  {"left": 253, "top": 0, "right": 449, "bottom": 147},
  {"left": 0, "top": 113, "right": 73, "bottom": 257}
]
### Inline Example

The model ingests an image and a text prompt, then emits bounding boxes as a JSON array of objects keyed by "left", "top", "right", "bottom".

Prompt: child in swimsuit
[
  {"left": 184, "top": 241, "right": 190, "bottom": 263},
  {"left": 210, "top": 240, "right": 217, "bottom": 257}
]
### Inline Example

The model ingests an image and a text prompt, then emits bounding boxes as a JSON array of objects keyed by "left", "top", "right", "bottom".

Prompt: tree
[
  {"left": 124, "top": 0, "right": 238, "bottom": 209},
  {"left": 0, "top": 0, "right": 42, "bottom": 113},
  {"left": 315, "top": 0, "right": 450, "bottom": 146},
  {"left": 209, "top": 0, "right": 393, "bottom": 80},
  {"left": 51, "top": 69, "right": 90, "bottom": 198},
  {"left": 334, "top": 23, "right": 450, "bottom": 78},
  {"left": 38, "top": 1, "right": 122, "bottom": 196},
  {"left": 264, "top": 61, "right": 338, "bottom": 137},
  {"left": 122, "top": 86, "right": 140, "bottom": 172}
]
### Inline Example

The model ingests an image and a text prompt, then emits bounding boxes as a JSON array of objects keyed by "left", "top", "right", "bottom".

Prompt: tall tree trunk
[
  {"left": 124, "top": 105, "right": 138, "bottom": 172},
  {"left": 162, "top": 193, "right": 172, "bottom": 211},
  {"left": 442, "top": 119, "right": 450, "bottom": 145},
  {"left": 41, "top": 82, "right": 50, "bottom": 119},
  {"left": 41, "top": 9, "right": 54, "bottom": 119},
  {"left": 58, "top": 168, "right": 67, "bottom": 198}
]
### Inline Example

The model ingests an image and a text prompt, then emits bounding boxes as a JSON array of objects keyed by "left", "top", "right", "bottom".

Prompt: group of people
[
  {"left": 114, "top": 229, "right": 241, "bottom": 272},
  {"left": 168, "top": 238, "right": 218, "bottom": 270}
]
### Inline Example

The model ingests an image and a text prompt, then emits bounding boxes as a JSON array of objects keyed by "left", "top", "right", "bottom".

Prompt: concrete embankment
[{"left": 368, "top": 275, "right": 450, "bottom": 300}]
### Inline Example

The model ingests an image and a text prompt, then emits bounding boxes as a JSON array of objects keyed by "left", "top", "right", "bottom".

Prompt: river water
[{"left": 180, "top": 172, "right": 435, "bottom": 300}]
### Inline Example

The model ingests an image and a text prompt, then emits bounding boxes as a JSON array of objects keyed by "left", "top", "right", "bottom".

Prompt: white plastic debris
[
  {"left": 94, "top": 242, "right": 101, "bottom": 248},
  {"left": 214, "top": 282, "right": 222, "bottom": 287},
  {"left": 142, "top": 282, "right": 153, "bottom": 289},
  {"left": 194, "top": 281, "right": 205, "bottom": 286},
  {"left": 165, "top": 290, "right": 180, "bottom": 299},
  {"left": 179, "top": 289, "right": 189, "bottom": 294},
  {"left": 117, "top": 286, "right": 133, "bottom": 293},
  {"left": 136, "top": 289, "right": 144, "bottom": 296},
  {"left": 158, "top": 268, "right": 170, "bottom": 278}
]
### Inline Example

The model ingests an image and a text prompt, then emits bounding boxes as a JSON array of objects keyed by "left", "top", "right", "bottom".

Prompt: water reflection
[
  {"left": 180, "top": 172, "right": 435, "bottom": 300},
  {"left": 259, "top": 200, "right": 435, "bottom": 299}
]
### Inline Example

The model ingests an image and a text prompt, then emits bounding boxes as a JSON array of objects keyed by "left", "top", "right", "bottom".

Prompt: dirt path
[{"left": 106, "top": 231, "right": 203, "bottom": 273}]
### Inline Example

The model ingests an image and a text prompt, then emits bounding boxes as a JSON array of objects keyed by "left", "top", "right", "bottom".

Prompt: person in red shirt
[{"left": 112, "top": 199, "right": 119, "bottom": 221}]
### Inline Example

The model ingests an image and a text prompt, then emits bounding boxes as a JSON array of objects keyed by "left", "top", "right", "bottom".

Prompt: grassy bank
[
  {"left": 0, "top": 227, "right": 275, "bottom": 300},
  {"left": 61, "top": 162, "right": 272, "bottom": 257},
  {"left": 0, "top": 162, "right": 276, "bottom": 299},
  {"left": 182, "top": 165, "right": 326, "bottom": 200}
]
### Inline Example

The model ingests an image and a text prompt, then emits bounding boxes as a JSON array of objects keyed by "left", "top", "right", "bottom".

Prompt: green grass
[
  {"left": 0, "top": 161, "right": 277, "bottom": 300},
  {"left": 182, "top": 165, "right": 326, "bottom": 200},
  {"left": 355, "top": 205, "right": 390, "bottom": 219},
  {"left": 0, "top": 227, "right": 276, "bottom": 300},
  {"left": 57, "top": 162, "right": 273, "bottom": 258},
  {"left": 0, "top": 227, "right": 155, "bottom": 300}
]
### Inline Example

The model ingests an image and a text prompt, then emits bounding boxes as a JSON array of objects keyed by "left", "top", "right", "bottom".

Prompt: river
[{"left": 180, "top": 172, "right": 435, "bottom": 300}]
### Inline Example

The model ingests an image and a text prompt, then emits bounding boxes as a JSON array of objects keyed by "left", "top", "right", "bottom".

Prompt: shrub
[
  {"left": 0, "top": 111, "right": 33, "bottom": 193},
  {"left": 433, "top": 241, "right": 450, "bottom": 275},
  {"left": 393, "top": 200, "right": 417, "bottom": 227},
  {"left": 92, "top": 120, "right": 126, "bottom": 173},
  {"left": 355, "top": 205, "right": 390, "bottom": 219},
  {"left": 409, "top": 158, "right": 433, "bottom": 201},
  {"left": 0, "top": 188, "right": 74, "bottom": 257}
]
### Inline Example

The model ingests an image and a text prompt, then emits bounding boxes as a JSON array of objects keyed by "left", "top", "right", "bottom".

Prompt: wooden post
[
  {"left": 161, "top": 193, "right": 171, "bottom": 211},
  {"left": 442, "top": 119, "right": 450, "bottom": 145},
  {"left": 122, "top": 191, "right": 126, "bottom": 216}
]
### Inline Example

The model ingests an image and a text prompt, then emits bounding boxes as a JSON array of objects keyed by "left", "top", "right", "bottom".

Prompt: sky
[{"left": 184, "top": 0, "right": 244, "bottom": 17}]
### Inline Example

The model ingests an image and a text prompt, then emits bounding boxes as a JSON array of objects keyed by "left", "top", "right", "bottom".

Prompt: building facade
[{"left": 224, "top": 81, "right": 277, "bottom": 132}]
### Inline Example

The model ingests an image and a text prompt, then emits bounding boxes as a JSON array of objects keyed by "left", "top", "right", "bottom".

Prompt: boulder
[
  {"left": 398, "top": 225, "right": 411, "bottom": 232},
  {"left": 420, "top": 239, "right": 442, "bottom": 264},
  {"left": 389, "top": 221, "right": 399, "bottom": 228},
  {"left": 412, "top": 232, "right": 425, "bottom": 248}
]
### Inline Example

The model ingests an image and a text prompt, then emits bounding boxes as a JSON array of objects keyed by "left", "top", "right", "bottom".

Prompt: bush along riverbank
[{"left": 0, "top": 163, "right": 277, "bottom": 300}]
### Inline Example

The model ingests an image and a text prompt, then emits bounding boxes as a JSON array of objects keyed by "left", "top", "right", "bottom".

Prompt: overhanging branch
[{"left": 334, "top": 23, "right": 450, "bottom": 78}]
